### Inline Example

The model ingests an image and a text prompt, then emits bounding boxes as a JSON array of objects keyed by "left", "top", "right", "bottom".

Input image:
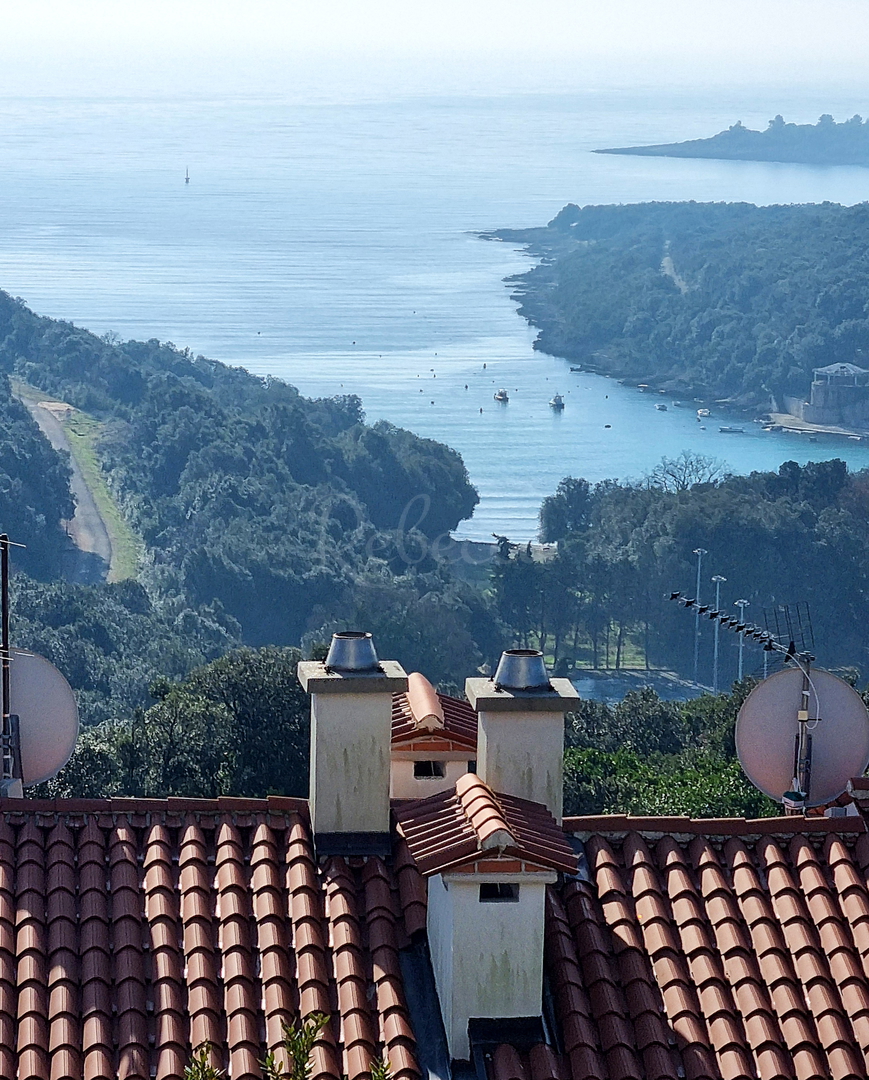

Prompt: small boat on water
[
  {"left": 549, "top": 393, "right": 565, "bottom": 410},
  {"left": 697, "top": 408, "right": 711, "bottom": 418},
  {"left": 569, "top": 366, "right": 582, "bottom": 372},
  {"left": 494, "top": 388, "right": 509, "bottom": 403},
  {"left": 655, "top": 403, "right": 668, "bottom": 411},
  {"left": 185, "top": 167, "right": 190, "bottom": 184},
  {"left": 671, "top": 400, "right": 682, "bottom": 407},
  {"left": 719, "top": 426, "right": 744, "bottom": 434}
]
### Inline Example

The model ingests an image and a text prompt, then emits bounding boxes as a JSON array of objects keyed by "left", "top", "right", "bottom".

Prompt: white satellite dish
[
  {"left": 736, "top": 666, "right": 869, "bottom": 807},
  {"left": 8, "top": 649, "right": 79, "bottom": 786}
]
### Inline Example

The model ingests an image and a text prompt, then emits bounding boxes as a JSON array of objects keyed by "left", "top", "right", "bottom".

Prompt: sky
[{"left": 2, "top": 0, "right": 869, "bottom": 97}]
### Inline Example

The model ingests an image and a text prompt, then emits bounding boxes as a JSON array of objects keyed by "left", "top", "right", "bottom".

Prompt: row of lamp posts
[{"left": 692, "top": 547, "right": 752, "bottom": 692}]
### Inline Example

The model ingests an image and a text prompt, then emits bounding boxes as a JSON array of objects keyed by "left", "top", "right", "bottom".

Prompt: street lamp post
[
  {"left": 735, "top": 598, "right": 750, "bottom": 680},
  {"left": 711, "top": 575, "right": 726, "bottom": 692},
  {"left": 692, "top": 548, "right": 707, "bottom": 683}
]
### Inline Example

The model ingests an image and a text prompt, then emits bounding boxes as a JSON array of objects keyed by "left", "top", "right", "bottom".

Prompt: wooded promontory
[
  {"left": 596, "top": 114, "right": 869, "bottom": 166},
  {"left": 486, "top": 200, "right": 869, "bottom": 406}
]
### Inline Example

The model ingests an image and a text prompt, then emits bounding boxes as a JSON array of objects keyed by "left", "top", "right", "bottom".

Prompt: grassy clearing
[
  {"left": 12, "top": 379, "right": 141, "bottom": 582},
  {"left": 62, "top": 412, "right": 141, "bottom": 582}
]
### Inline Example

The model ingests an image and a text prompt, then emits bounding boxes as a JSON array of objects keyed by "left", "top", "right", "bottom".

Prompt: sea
[{"left": 3, "top": 81, "right": 869, "bottom": 541}]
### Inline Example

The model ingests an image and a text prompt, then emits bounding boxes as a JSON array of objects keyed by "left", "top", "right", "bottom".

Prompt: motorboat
[
  {"left": 494, "top": 388, "right": 509, "bottom": 402},
  {"left": 719, "top": 426, "right": 744, "bottom": 433},
  {"left": 697, "top": 408, "right": 711, "bottom": 418},
  {"left": 671, "top": 400, "right": 682, "bottom": 407},
  {"left": 655, "top": 403, "right": 668, "bottom": 411},
  {"left": 549, "top": 393, "right": 565, "bottom": 410},
  {"left": 569, "top": 366, "right": 582, "bottom": 372}
]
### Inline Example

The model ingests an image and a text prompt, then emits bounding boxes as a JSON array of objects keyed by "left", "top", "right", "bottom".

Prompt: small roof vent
[
  {"left": 325, "top": 631, "right": 380, "bottom": 673},
  {"left": 493, "top": 649, "right": 551, "bottom": 692}
]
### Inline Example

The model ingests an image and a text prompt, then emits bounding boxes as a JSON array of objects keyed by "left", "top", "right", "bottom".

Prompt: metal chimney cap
[
  {"left": 493, "top": 649, "right": 551, "bottom": 691},
  {"left": 325, "top": 631, "right": 381, "bottom": 673}
]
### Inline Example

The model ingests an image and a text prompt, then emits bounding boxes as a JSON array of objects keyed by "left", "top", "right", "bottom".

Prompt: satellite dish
[
  {"left": 736, "top": 666, "right": 869, "bottom": 807},
  {"left": 8, "top": 649, "right": 79, "bottom": 786}
]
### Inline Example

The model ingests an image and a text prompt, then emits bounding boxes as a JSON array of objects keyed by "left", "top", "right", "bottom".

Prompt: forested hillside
[
  {"left": 0, "top": 374, "right": 73, "bottom": 577},
  {"left": 0, "top": 291, "right": 499, "bottom": 692},
  {"left": 490, "top": 200, "right": 869, "bottom": 404}
]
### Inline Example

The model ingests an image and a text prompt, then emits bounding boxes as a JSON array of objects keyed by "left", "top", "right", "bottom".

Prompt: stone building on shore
[{"left": 785, "top": 362, "right": 869, "bottom": 427}]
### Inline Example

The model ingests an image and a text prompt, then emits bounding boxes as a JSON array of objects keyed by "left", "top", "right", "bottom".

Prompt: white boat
[
  {"left": 494, "top": 388, "right": 509, "bottom": 402},
  {"left": 549, "top": 393, "right": 565, "bottom": 410},
  {"left": 697, "top": 408, "right": 711, "bottom": 418},
  {"left": 671, "top": 400, "right": 682, "bottom": 407},
  {"left": 719, "top": 425, "right": 744, "bottom": 433},
  {"left": 655, "top": 403, "right": 668, "bottom": 411}
]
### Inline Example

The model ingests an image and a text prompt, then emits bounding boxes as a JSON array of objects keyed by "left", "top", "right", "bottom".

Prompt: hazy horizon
[{"left": 3, "top": 0, "right": 869, "bottom": 100}]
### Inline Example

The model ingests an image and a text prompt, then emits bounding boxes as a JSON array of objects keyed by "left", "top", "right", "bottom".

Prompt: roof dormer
[{"left": 390, "top": 672, "right": 478, "bottom": 799}]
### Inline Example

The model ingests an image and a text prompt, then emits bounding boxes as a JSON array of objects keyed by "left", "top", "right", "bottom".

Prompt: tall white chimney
[
  {"left": 465, "top": 649, "right": 578, "bottom": 822},
  {"left": 298, "top": 632, "right": 407, "bottom": 855}
]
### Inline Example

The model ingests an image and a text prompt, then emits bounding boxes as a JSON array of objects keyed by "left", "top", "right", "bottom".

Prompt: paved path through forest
[{"left": 18, "top": 396, "right": 112, "bottom": 580}]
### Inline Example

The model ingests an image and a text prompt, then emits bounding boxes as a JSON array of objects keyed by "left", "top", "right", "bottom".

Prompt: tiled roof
[
  {"left": 391, "top": 676, "right": 477, "bottom": 751},
  {"left": 540, "top": 816, "right": 869, "bottom": 1080},
  {"left": 0, "top": 797, "right": 420, "bottom": 1080},
  {"left": 394, "top": 774, "right": 577, "bottom": 876},
  {"left": 456, "top": 813, "right": 869, "bottom": 1080},
  {"left": 5, "top": 793, "right": 869, "bottom": 1080}
]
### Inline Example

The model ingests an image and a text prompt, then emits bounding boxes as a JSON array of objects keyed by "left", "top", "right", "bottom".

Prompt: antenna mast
[
  {"left": 0, "top": 535, "right": 23, "bottom": 798},
  {"left": 668, "top": 589, "right": 822, "bottom": 813},
  {"left": 787, "top": 657, "right": 815, "bottom": 814}
]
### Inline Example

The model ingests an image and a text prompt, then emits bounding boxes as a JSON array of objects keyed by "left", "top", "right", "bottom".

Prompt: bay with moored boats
[{"left": 2, "top": 83, "right": 869, "bottom": 539}]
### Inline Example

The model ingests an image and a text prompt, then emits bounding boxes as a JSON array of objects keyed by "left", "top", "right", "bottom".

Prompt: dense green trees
[
  {"left": 491, "top": 200, "right": 869, "bottom": 403},
  {"left": 563, "top": 683, "right": 774, "bottom": 817},
  {"left": 12, "top": 576, "right": 240, "bottom": 726},
  {"left": 47, "top": 647, "right": 309, "bottom": 799},
  {"left": 0, "top": 290, "right": 482, "bottom": 653},
  {"left": 0, "top": 375, "right": 73, "bottom": 578},
  {"left": 490, "top": 458, "right": 869, "bottom": 682}
]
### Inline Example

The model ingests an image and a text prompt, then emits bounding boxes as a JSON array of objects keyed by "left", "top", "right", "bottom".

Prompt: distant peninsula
[{"left": 596, "top": 114, "right": 869, "bottom": 167}]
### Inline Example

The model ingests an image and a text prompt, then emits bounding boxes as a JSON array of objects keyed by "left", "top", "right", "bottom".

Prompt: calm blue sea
[{"left": 2, "top": 83, "right": 869, "bottom": 539}]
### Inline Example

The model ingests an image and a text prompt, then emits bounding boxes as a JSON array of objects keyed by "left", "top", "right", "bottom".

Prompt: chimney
[
  {"left": 298, "top": 632, "right": 408, "bottom": 856},
  {"left": 395, "top": 773, "right": 577, "bottom": 1060},
  {"left": 465, "top": 649, "right": 578, "bottom": 822}
]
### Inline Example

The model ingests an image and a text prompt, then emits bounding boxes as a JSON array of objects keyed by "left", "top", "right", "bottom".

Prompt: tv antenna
[
  {"left": 667, "top": 590, "right": 811, "bottom": 673},
  {"left": 0, "top": 534, "right": 79, "bottom": 797},
  {"left": 668, "top": 588, "right": 869, "bottom": 812}
]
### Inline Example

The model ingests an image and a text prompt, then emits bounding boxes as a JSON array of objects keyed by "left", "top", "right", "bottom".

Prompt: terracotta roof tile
[
  {"left": 395, "top": 775, "right": 576, "bottom": 877},
  {"left": 391, "top": 676, "right": 477, "bottom": 751},
  {"left": 9, "top": 790, "right": 869, "bottom": 1080}
]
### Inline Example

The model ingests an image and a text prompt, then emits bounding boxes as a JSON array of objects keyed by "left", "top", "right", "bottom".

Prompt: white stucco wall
[
  {"left": 309, "top": 692, "right": 393, "bottom": 835},
  {"left": 390, "top": 757, "right": 471, "bottom": 800},
  {"left": 427, "top": 870, "right": 555, "bottom": 1060},
  {"left": 476, "top": 709, "right": 564, "bottom": 820}
]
